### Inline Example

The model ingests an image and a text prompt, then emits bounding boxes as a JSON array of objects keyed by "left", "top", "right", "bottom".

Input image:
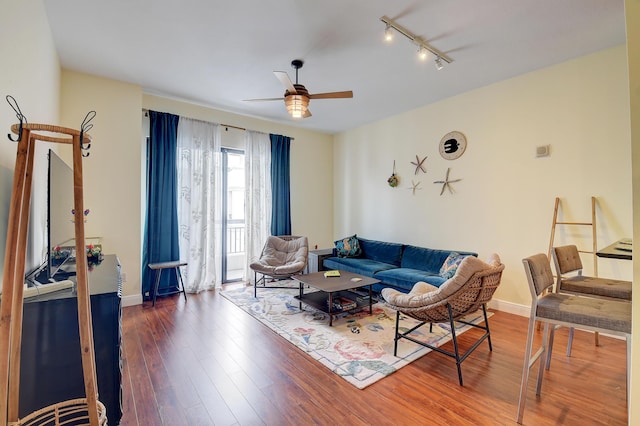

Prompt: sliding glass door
[{"left": 221, "top": 148, "right": 245, "bottom": 282}]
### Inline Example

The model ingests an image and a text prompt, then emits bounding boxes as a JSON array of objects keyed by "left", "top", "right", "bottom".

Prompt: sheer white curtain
[
  {"left": 176, "top": 117, "right": 222, "bottom": 291},
  {"left": 244, "top": 130, "right": 271, "bottom": 282}
]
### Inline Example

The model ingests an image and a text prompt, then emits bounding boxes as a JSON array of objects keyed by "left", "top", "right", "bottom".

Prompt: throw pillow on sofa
[
  {"left": 439, "top": 252, "right": 467, "bottom": 279},
  {"left": 334, "top": 234, "right": 362, "bottom": 258}
]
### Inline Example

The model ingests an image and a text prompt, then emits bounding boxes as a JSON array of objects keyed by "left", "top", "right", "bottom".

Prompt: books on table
[
  {"left": 324, "top": 270, "right": 341, "bottom": 278},
  {"left": 327, "top": 296, "right": 357, "bottom": 312}
]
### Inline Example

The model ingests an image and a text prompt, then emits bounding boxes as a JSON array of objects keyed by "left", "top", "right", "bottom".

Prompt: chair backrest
[
  {"left": 382, "top": 254, "right": 504, "bottom": 323},
  {"left": 262, "top": 235, "right": 309, "bottom": 265},
  {"left": 552, "top": 245, "right": 583, "bottom": 276},
  {"left": 522, "top": 253, "right": 555, "bottom": 298},
  {"left": 446, "top": 258, "right": 504, "bottom": 318}
]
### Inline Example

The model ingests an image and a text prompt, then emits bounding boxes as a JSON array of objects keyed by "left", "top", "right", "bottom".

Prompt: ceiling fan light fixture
[
  {"left": 435, "top": 56, "right": 444, "bottom": 70},
  {"left": 285, "top": 95, "right": 309, "bottom": 119}
]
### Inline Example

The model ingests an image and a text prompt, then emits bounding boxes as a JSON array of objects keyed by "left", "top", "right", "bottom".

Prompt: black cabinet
[
  {"left": 308, "top": 248, "right": 334, "bottom": 273},
  {"left": 19, "top": 255, "right": 122, "bottom": 424}
]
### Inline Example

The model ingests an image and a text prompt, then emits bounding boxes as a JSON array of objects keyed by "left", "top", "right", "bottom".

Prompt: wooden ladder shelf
[
  {"left": 548, "top": 196, "right": 598, "bottom": 277},
  {"left": 0, "top": 123, "right": 105, "bottom": 425}
]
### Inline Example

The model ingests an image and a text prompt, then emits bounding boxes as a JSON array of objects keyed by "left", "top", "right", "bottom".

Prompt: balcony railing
[{"left": 226, "top": 220, "right": 245, "bottom": 254}]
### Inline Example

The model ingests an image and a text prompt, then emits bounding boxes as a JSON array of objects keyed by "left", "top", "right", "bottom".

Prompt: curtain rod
[
  {"left": 221, "top": 123, "right": 246, "bottom": 131},
  {"left": 142, "top": 109, "right": 294, "bottom": 140}
]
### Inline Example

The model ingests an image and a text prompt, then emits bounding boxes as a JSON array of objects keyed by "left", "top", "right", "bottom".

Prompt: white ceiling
[{"left": 43, "top": 0, "right": 626, "bottom": 134}]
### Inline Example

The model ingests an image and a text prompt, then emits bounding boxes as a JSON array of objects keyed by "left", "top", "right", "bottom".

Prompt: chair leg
[
  {"left": 447, "top": 304, "right": 464, "bottom": 386},
  {"left": 175, "top": 266, "right": 187, "bottom": 302},
  {"left": 254, "top": 271, "right": 257, "bottom": 297},
  {"left": 481, "top": 304, "right": 492, "bottom": 351},
  {"left": 393, "top": 310, "right": 401, "bottom": 356},
  {"left": 545, "top": 324, "right": 557, "bottom": 370},
  {"left": 152, "top": 269, "right": 162, "bottom": 307},
  {"left": 627, "top": 335, "right": 631, "bottom": 408},
  {"left": 535, "top": 322, "right": 550, "bottom": 396},
  {"left": 517, "top": 314, "right": 538, "bottom": 424},
  {"left": 566, "top": 327, "right": 575, "bottom": 356}
]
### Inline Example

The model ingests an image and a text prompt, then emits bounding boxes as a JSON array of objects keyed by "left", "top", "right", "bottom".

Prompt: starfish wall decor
[
  {"left": 433, "top": 168, "right": 462, "bottom": 195},
  {"left": 409, "top": 180, "right": 421, "bottom": 195},
  {"left": 410, "top": 155, "right": 427, "bottom": 175}
]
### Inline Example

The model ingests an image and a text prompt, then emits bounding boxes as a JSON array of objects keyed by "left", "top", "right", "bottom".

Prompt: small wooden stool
[{"left": 148, "top": 261, "right": 188, "bottom": 306}]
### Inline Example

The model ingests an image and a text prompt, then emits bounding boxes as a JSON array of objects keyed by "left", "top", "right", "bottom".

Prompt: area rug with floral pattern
[{"left": 220, "top": 282, "right": 487, "bottom": 389}]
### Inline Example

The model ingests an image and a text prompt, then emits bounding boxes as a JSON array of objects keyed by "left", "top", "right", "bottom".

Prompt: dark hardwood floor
[{"left": 119, "top": 285, "right": 628, "bottom": 425}]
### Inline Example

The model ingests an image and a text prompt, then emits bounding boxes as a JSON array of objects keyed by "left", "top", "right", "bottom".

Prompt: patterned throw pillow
[
  {"left": 439, "top": 252, "right": 466, "bottom": 279},
  {"left": 334, "top": 234, "right": 362, "bottom": 258}
]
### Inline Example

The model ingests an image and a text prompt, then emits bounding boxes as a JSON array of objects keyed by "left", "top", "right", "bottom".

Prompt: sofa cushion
[
  {"left": 358, "top": 238, "right": 404, "bottom": 266},
  {"left": 400, "top": 245, "right": 477, "bottom": 274},
  {"left": 439, "top": 252, "right": 466, "bottom": 279},
  {"left": 322, "top": 256, "right": 397, "bottom": 277},
  {"left": 334, "top": 234, "right": 362, "bottom": 258},
  {"left": 373, "top": 268, "right": 447, "bottom": 291}
]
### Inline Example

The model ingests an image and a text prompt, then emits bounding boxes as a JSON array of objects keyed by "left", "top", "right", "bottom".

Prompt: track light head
[
  {"left": 384, "top": 24, "right": 394, "bottom": 42},
  {"left": 418, "top": 46, "right": 428, "bottom": 61},
  {"left": 435, "top": 56, "right": 444, "bottom": 70}
]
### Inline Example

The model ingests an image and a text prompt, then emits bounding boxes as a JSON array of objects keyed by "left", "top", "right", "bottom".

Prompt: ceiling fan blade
[
  {"left": 309, "top": 91, "right": 353, "bottom": 99},
  {"left": 274, "top": 71, "right": 297, "bottom": 94},
  {"left": 243, "top": 97, "right": 283, "bottom": 102},
  {"left": 303, "top": 109, "right": 312, "bottom": 118}
]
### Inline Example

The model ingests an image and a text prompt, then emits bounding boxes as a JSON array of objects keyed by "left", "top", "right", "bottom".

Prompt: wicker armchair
[
  {"left": 381, "top": 253, "right": 504, "bottom": 385},
  {"left": 250, "top": 235, "right": 309, "bottom": 297}
]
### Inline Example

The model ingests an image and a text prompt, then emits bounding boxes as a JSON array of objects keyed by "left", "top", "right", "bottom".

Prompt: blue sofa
[{"left": 322, "top": 237, "right": 477, "bottom": 293}]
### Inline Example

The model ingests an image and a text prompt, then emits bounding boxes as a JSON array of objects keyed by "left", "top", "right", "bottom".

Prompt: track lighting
[{"left": 380, "top": 15, "right": 452, "bottom": 69}]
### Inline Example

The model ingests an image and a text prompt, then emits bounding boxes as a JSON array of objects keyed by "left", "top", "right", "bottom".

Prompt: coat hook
[
  {"left": 6, "top": 95, "right": 27, "bottom": 142},
  {"left": 79, "top": 110, "right": 96, "bottom": 155}
]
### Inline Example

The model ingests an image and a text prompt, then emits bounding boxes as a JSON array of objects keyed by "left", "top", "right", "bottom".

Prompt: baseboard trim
[
  {"left": 122, "top": 293, "right": 143, "bottom": 307},
  {"left": 488, "top": 298, "right": 529, "bottom": 317}
]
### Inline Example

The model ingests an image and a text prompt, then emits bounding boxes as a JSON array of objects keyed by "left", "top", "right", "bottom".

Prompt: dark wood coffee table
[{"left": 293, "top": 270, "right": 380, "bottom": 326}]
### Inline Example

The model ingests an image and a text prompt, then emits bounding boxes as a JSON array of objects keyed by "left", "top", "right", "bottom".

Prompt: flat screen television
[{"left": 39, "top": 149, "right": 77, "bottom": 282}]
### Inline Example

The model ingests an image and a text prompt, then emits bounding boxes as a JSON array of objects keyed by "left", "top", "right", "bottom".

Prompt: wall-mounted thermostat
[{"left": 536, "top": 145, "right": 550, "bottom": 157}]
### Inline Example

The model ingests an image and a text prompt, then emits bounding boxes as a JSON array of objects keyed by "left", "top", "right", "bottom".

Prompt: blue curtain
[
  {"left": 141, "top": 111, "right": 180, "bottom": 300},
  {"left": 270, "top": 134, "right": 291, "bottom": 235}
]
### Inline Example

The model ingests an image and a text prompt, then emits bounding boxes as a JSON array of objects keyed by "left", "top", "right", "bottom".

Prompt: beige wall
[
  {"left": 626, "top": 0, "right": 639, "bottom": 421},
  {"left": 59, "top": 70, "right": 143, "bottom": 299},
  {"left": 0, "top": 0, "right": 60, "bottom": 280},
  {"left": 334, "top": 45, "right": 632, "bottom": 312}
]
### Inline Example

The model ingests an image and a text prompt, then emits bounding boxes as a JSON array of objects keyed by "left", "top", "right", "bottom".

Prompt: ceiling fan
[{"left": 244, "top": 59, "right": 353, "bottom": 119}]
